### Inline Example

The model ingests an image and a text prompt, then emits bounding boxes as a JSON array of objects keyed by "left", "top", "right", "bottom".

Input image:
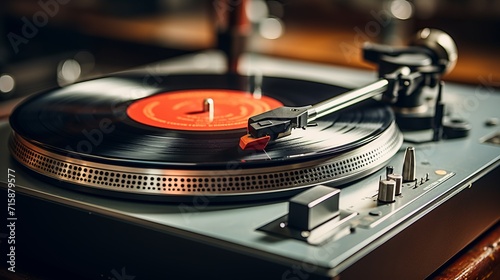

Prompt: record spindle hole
[{"left": 203, "top": 98, "right": 215, "bottom": 122}]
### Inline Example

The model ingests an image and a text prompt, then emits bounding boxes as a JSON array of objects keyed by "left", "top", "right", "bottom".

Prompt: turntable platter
[{"left": 9, "top": 73, "right": 403, "bottom": 201}]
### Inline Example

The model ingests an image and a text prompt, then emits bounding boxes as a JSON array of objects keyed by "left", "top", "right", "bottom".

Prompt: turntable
[{"left": 0, "top": 18, "right": 499, "bottom": 280}]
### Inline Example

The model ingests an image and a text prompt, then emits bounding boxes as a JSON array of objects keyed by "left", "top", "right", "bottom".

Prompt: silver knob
[
  {"left": 402, "top": 147, "right": 416, "bottom": 182},
  {"left": 378, "top": 179, "right": 396, "bottom": 203},
  {"left": 388, "top": 173, "right": 403, "bottom": 196}
]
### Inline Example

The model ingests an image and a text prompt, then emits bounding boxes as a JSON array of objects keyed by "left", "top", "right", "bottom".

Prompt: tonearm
[{"left": 239, "top": 28, "right": 460, "bottom": 150}]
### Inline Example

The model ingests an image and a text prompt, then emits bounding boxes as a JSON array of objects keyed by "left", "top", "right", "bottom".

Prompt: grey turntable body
[{"left": 0, "top": 52, "right": 499, "bottom": 279}]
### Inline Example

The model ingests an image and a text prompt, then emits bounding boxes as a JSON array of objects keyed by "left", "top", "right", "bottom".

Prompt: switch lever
[
  {"left": 258, "top": 185, "right": 357, "bottom": 245},
  {"left": 288, "top": 185, "right": 340, "bottom": 231}
]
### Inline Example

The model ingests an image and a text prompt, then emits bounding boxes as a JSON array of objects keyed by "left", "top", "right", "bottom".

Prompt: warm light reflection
[
  {"left": 390, "top": 0, "right": 413, "bottom": 20},
  {"left": 0, "top": 74, "right": 15, "bottom": 93},
  {"left": 247, "top": 0, "right": 268, "bottom": 22},
  {"left": 58, "top": 59, "right": 81, "bottom": 86},
  {"left": 259, "top": 17, "right": 284, "bottom": 39}
]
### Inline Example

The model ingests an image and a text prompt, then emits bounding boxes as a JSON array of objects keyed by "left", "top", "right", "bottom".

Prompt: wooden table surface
[{"left": 430, "top": 222, "right": 500, "bottom": 279}]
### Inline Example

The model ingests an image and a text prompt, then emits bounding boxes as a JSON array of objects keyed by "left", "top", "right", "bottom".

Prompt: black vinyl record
[
  {"left": 10, "top": 73, "right": 393, "bottom": 168},
  {"left": 9, "top": 73, "right": 403, "bottom": 201}
]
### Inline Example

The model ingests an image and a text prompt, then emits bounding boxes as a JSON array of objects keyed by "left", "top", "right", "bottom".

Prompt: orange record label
[{"left": 126, "top": 89, "right": 283, "bottom": 131}]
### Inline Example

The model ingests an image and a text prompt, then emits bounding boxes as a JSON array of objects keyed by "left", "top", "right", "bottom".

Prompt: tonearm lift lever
[{"left": 239, "top": 28, "right": 458, "bottom": 150}]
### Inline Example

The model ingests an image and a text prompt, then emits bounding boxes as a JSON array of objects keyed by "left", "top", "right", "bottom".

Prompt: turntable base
[{"left": 0, "top": 53, "right": 499, "bottom": 279}]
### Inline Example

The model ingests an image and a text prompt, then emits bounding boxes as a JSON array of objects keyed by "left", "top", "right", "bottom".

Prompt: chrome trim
[{"left": 9, "top": 123, "right": 403, "bottom": 198}]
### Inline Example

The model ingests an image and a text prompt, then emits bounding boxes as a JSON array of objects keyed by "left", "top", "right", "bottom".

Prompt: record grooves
[{"left": 9, "top": 73, "right": 403, "bottom": 201}]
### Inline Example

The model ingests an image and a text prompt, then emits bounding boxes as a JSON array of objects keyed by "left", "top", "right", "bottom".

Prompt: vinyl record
[{"left": 9, "top": 73, "right": 403, "bottom": 201}]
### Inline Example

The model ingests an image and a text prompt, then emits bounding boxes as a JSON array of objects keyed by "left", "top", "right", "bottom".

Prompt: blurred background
[{"left": 0, "top": 0, "right": 499, "bottom": 110}]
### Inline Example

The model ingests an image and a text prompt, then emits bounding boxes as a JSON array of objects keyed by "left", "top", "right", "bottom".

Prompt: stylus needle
[{"left": 239, "top": 134, "right": 271, "bottom": 151}]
